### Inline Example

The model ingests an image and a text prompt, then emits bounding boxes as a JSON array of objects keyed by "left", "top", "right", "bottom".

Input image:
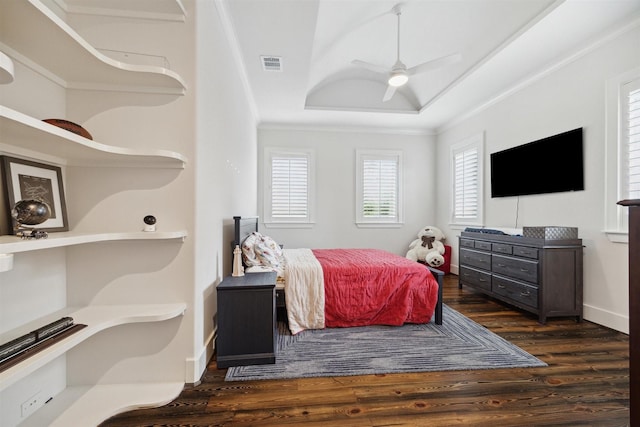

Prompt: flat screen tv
[{"left": 490, "top": 128, "right": 584, "bottom": 198}]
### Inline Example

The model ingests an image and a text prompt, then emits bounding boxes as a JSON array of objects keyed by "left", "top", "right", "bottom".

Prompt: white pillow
[
  {"left": 255, "top": 235, "right": 283, "bottom": 267},
  {"left": 241, "top": 232, "right": 263, "bottom": 267}
]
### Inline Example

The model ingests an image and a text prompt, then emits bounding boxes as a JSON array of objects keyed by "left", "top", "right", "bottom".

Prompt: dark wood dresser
[
  {"left": 458, "top": 231, "right": 583, "bottom": 323},
  {"left": 216, "top": 271, "right": 277, "bottom": 368}
]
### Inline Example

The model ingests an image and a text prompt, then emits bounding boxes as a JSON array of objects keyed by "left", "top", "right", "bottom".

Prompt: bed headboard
[{"left": 232, "top": 216, "right": 259, "bottom": 250}]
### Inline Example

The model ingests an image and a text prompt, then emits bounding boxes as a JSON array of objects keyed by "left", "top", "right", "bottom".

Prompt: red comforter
[{"left": 311, "top": 249, "right": 439, "bottom": 327}]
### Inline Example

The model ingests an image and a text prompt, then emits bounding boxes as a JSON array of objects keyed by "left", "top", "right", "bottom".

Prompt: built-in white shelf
[
  {"left": 0, "top": 50, "right": 14, "bottom": 84},
  {"left": 0, "top": 303, "right": 187, "bottom": 393},
  {"left": 20, "top": 382, "right": 184, "bottom": 427},
  {"left": 55, "top": 0, "right": 186, "bottom": 22},
  {"left": 0, "top": 105, "right": 187, "bottom": 168},
  {"left": 0, "top": 230, "right": 187, "bottom": 255},
  {"left": 0, "top": 0, "right": 187, "bottom": 94},
  {"left": 0, "top": 0, "right": 189, "bottom": 423}
]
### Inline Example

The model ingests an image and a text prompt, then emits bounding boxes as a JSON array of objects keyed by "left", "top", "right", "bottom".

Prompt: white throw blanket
[{"left": 283, "top": 248, "right": 325, "bottom": 334}]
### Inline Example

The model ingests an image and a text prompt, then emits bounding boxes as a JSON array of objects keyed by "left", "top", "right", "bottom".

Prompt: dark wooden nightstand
[{"left": 216, "top": 271, "right": 277, "bottom": 368}]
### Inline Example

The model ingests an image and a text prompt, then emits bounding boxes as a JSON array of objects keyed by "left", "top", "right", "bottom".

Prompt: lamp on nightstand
[{"left": 232, "top": 245, "right": 244, "bottom": 277}]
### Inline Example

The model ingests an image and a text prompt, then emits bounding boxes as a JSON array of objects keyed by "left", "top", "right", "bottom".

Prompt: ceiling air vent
[{"left": 261, "top": 56, "right": 282, "bottom": 72}]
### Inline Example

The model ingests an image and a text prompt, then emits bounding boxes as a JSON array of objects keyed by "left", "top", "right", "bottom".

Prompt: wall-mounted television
[{"left": 490, "top": 128, "right": 584, "bottom": 198}]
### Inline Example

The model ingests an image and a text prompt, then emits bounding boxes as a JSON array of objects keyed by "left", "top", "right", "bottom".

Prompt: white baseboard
[
  {"left": 185, "top": 329, "right": 216, "bottom": 385},
  {"left": 583, "top": 304, "right": 629, "bottom": 334}
]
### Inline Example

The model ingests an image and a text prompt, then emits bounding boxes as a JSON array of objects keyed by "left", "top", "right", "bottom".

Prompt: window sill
[
  {"left": 449, "top": 222, "right": 484, "bottom": 230},
  {"left": 355, "top": 222, "right": 403, "bottom": 229},
  {"left": 604, "top": 230, "right": 628, "bottom": 243},
  {"left": 264, "top": 222, "right": 315, "bottom": 229}
]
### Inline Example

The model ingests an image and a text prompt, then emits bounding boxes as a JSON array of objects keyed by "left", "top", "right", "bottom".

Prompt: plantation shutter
[
  {"left": 624, "top": 79, "right": 640, "bottom": 199},
  {"left": 454, "top": 146, "right": 479, "bottom": 220},
  {"left": 362, "top": 158, "right": 398, "bottom": 219},
  {"left": 271, "top": 155, "right": 308, "bottom": 218}
]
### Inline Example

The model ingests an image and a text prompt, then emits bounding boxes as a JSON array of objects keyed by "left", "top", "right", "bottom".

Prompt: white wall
[
  {"left": 257, "top": 127, "right": 437, "bottom": 255},
  {"left": 436, "top": 25, "right": 640, "bottom": 333},
  {"left": 192, "top": 0, "right": 258, "bottom": 379}
]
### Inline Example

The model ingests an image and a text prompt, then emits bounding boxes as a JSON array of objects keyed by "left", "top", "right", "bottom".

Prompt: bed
[{"left": 232, "top": 216, "right": 443, "bottom": 333}]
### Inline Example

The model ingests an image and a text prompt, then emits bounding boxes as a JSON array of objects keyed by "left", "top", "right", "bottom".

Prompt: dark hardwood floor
[{"left": 101, "top": 274, "right": 630, "bottom": 426}]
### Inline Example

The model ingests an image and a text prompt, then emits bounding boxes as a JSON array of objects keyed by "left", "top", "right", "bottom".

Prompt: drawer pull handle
[
  {"left": 520, "top": 268, "right": 529, "bottom": 272},
  {"left": 497, "top": 264, "right": 505, "bottom": 267},
  {"left": 520, "top": 291, "right": 531, "bottom": 297},
  {"left": 479, "top": 279, "right": 487, "bottom": 282},
  {"left": 497, "top": 284, "right": 505, "bottom": 289}
]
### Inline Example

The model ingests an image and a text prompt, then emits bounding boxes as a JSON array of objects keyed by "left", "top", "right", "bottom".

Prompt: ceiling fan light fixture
[{"left": 388, "top": 72, "right": 408, "bottom": 87}]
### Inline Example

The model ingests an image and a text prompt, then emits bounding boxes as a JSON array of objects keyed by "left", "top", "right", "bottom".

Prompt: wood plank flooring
[{"left": 101, "top": 274, "right": 630, "bottom": 426}]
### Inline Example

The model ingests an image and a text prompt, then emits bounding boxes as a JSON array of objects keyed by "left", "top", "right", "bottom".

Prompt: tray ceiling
[{"left": 222, "top": 0, "right": 640, "bottom": 132}]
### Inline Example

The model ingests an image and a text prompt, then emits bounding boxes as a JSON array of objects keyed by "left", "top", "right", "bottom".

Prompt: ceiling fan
[{"left": 352, "top": 4, "right": 461, "bottom": 102}]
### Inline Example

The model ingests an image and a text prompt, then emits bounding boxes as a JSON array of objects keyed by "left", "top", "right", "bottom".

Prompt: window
[
  {"left": 605, "top": 68, "right": 640, "bottom": 242},
  {"left": 263, "top": 148, "right": 315, "bottom": 226},
  {"left": 356, "top": 150, "right": 402, "bottom": 226},
  {"left": 450, "top": 133, "right": 484, "bottom": 226},
  {"left": 622, "top": 79, "right": 640, "bottom": 200}
]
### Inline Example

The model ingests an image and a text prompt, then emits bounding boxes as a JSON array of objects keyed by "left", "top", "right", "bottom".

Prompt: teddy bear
[{"left": 405, "top": 225, "right": 446, "bottom": 268}]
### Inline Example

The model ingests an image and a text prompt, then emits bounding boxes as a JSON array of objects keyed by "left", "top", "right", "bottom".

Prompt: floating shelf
[
  {"left": 0, "top": 303, "right": 187, "bottom": 393},
  {"left": 0, "top": 0, "right": 186, "bottom": 94},
  {"left": 20, "top": 382, "right": 184, "bottom": 427},
  {"left": 0, "top": 105, "right": 187, "bottom": 168},
  {"left": 0, "top": 50, "right": 14, "bottom": 84},
  {"left": 57, "top": 0, "right": 186, "bottom": 22},
  {"left": 0, "top": 230, "right": 187, "bottom": 255}
]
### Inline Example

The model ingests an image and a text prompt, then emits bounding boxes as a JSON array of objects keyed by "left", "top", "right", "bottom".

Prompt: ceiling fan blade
[
  {"left": 352, "top": 59, "right": 388, "bottom": 74},
  {"left": 406, "top": 53, "right": 462, "bottom": 76},
  {"left": 383, "top": 85, "right": 397, "bottom": 102}
]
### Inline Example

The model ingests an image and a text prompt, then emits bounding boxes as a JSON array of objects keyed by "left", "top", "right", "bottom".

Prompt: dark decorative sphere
[
  {"left": 143, "top": 215, "right": 157, "bottom": 225},
  {"left": 11, "top": 200, "right": 51, "bottom": 225}
]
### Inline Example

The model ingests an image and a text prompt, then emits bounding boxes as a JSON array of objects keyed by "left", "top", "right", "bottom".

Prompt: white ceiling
[{"left": 223, "top": 0, "right": 640, "bottom": 132}]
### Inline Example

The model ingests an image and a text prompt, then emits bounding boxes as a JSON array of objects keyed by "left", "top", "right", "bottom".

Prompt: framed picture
[{"left": 1, "top": 156, "right": 68, "bottom": 233}]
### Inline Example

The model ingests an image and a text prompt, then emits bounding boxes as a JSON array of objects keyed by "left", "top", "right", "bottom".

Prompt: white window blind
[
  {"left": 454, "top": 147, "right": 479, "bottom": 219},
  {"left": 604, "top": 69, "right": 640, "bottom": 240},
  {"left": 271, "top": 155, "right": 308, "bottom": 218},
  {"left": 356, "top": 150, "right": 402, "bottom": 226},
  {"left": 362, "top": 158, "right": 398, "bottom": 218},
  {"left": 623, "top": 80, "right": 640, "bottom": 200},
  {"left": 450, "top": 133, "right": 483, "bottom": 225}
]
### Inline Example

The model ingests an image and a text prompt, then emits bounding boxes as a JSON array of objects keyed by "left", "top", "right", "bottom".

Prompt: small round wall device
[{"left": 143, "top": 215, "right": 156, "bottom": 232}]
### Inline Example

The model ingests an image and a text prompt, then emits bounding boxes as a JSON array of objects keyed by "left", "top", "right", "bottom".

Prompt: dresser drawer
[
  {"left": 460, "top": 248, "right": 491, "bottom": 270},
  {"left": 513, "top": 245, "right": 538, "bottom": 259},
  {"left": 492, "top": 243, "right": 512, "bottom": 255},
  {"left": 492, "top": 254, "right": 538, "bottom": 283},
  {"left": 459, "top": 266, "right": 492, "bottom": 291},
  {"left": 460, "top": 238, "right": 475, "bottom": 249},
  {"left": 492, "top": 275, "right": 538, "bottom": 308},
  {"left": 475, "top": 240, "right": 492, "bottom": 251}
]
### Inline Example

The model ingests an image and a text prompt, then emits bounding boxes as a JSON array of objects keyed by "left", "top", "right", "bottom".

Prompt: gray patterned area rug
[{"left": 225, "top": 305, "right": 546, "bottom": 381}]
